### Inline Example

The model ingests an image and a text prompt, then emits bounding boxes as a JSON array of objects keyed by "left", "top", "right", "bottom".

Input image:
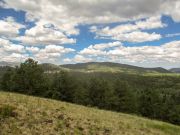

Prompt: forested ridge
[{"left": 1, "top": 58, "right": 180, "bottom": 125}]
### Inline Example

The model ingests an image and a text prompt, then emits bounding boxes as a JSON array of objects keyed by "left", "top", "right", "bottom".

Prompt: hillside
[
  {"left": 0, "top": 61, "right": 19, "bottom": 67},
  {"left": 61, "top": 62, "right": 171, "bottom": 74},
  {"left": 0, "top": 62, "right": 172, "bottom": 74},
  {"left": 0, "top": 92, "right": 179, "bottom": 135},
  {"left": 170, "top": 68, "right": 180, "bottom": 73}
]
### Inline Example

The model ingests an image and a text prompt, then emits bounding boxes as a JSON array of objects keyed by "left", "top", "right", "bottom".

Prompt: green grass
[
  {"left": 143, "top": 73, "right": 180, "bottom": 76},
  {"left": 0, "top": 91, "right": 180, "bottom": 135}
]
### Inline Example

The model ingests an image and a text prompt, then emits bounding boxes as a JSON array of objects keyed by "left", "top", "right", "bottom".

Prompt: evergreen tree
[
  {"left": 114, "top": 80, "right": 137, "bottom": 113},
  {"left": 52, "top": 71, "right": 75, "bottom": 102},
  {"left": 88, "top": 78, "right": 117, "bottom": 109},
  {"left": 16, "top": 58, "right": 46, "bottom": 95},
  {"left": 139, "top": 89, "right": 162, "bottom": 119},
  {"left": 1, "top": 68, "right": 14, "bottom": 91}
]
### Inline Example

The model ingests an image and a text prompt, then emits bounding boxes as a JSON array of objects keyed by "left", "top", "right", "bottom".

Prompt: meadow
[{"left": 0, "top": 92, "right": 180, "bottom": 135}]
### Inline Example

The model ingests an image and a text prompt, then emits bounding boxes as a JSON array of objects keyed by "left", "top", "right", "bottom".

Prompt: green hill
[
  {"left": 0, "top": 61, "right": 19, "bottom": 67},
  {"left": 0, "top": 92, "right": 179, "bottom": 135},
  {"left": 61, "top": 62, "right": 171, "bottom": 74},
  {"left": 0, "top": 62, "right": 172, "bottom": 74},
  {"left": 170, "top": 68, "right": 180, "bottom": 73}
]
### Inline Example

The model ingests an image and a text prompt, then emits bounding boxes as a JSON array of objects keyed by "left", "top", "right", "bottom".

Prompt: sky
[{"left": 0, "top": 0, "right": 180, "bottom": 68}]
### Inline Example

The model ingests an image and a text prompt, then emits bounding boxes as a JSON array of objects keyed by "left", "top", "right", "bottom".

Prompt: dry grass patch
[{"left": 0, "top": 91, "right": 179, "bottom": 135}]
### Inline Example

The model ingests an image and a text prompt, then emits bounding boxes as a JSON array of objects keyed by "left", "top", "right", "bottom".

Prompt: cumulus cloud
[
  {"left": 1, "top": 0, "right": 179, "bottom": 45},
  {"left": 2, "top": 0, "right": 180, "bottom": 37},
  {"left": 75, "top": 41, "right": 180, "bottom": 66},
  {"left": 15, "top": 21, "right": 76, "bottom": 45},
  {"left": 112, "top": 31, "right": 161, "bottom": 43},
  {"left": 90, "top": 41, "right": 122, "bottom": 50},
  {"left": 0, "top": 16, "right": 25, "bottom": 38},
  {"left": 1, "top": 0, "right": 180, "bottom": 67},
  {"left": 0, "top": 38, "right": 25, "bottom": 53},
  {"left": 3, "top": 44, "right": 25, "bottom": 53},
  {"left": 64, "top": 55, "right": 93, "bottom": 63},
  {"left": 79, "top": 41, "right": 122, "bottom": 56},
  {"left": 90, "top": 16, "right": 164, "bottom": 42},
  {"left": 26, "top": 47, "right": 40, "bottom": 53},
  {"left": 0, "top": 38, "right": 27, "bottom": 62},
  {"left": 1, "top": 53, "right": 28, "bottom": 63},
  {"left": 0, "top": 38, "right": 75, "bottom": 63},
  {"left": 3, "top": 0, "right": 80, "bottom": 36},
  {"left": 34, "top": 45, "right": 75, "bottom": 63},
  {"left": 161, "top": 0, "right": 180, "bottom": 22}
]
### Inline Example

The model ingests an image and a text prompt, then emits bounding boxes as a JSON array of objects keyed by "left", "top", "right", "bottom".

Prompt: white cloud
[
  {"left": 15, "top": 21, "right": 76, "bottom": 45},
  {"left": 74, "top": 55, "right": 93, "bottom": 63},
  {"left": 34, "top": 45, "right": 75, "bottom": 63},
  {"left": 135, "top": 16, "right": 166, "bottom": 30},
  {"left": 3, "top": 0, "right": 80, "bottom": 37},
  {"left": 109, "top": 41, "right": 180, "bottom": 63},
  {"left": 165, "top": 33, "right": 180, "bottom": 38},
  {"left": 1, "top": 0, "right": 180, "bottom": 67},
  {"left": 112, "top": 31, "right": 161, "bottom": 43},
  {"left": 0, "top": 38, "right": 11, "bottom": 46},
  {"left": 2, "top": 0, "right": 180, "bottom": 39},
  {"left": 63, "top": 58, "right": 72, "bottom": 63},
  {"left": 3, "top": 44, "right": 25, "bottom": 53},
  {"left": 0, "top": 38, "right": 27, "bottom": 62},
  {"left": 0, "top": 38, "right": 75, "bottom": 63},
  {"left": 90, "top": 16, "right": 164, "bottom": 43},
  {"left": 42, "top": 45, "right": 75, "bottom": 53},
  {"left": 1, "top": 53, "right": 28, "bottom": 63},
  {"left": 91, "top": 16, "right": 165, "bottom": 33},
  {"left": 0, "top": 38, "right": 25, "bottom": 53},
  {"left": 161, "top": 0, "right": 180, "bottom": 22},
  {"left": 26, "top": 46, "right": 40, "bottom": 53},
  {"left": 74, "top": 41, "right": 180, "bottom": 67},
  {"left": 79, "top": 41, "right": 122, "bottom": 56},
  {"left": 0, "top": 16, "right": 25, "bottom": 38},
  {"left": 65, "top": 55, "right": 93, "bottom": 63},
  {"left": 91, "top": 41, "right": 122, "bottom": 50},
  {"left": 80, "top": 48, "right": 106, "bottom": 56}
]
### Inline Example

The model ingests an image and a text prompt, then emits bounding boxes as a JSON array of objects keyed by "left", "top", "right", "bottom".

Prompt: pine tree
[
  {"left": 52, "top": 71, "right": 75, "bottom": 102},
  {"left": 114, "top": 80, "right": 137, "bottom": 113}
]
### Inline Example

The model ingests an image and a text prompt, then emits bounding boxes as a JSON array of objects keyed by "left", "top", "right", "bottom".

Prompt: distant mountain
[
  {"left": 169, "top": 68, "right": 180, "bottom": 73},
  {"left": 61, "top": 62, "right": 171, "bottom": 74},
  {"left": 40, "top": 63, "right": 61, "bottom": 71},
  {"left": 40, "top": 63, "right": 69, "bottom": 73},
  {"left": 0, "top": 61, "right": 19, "bottom": 67},
  {"left": 0, "top": 61, "right": 173, "bottom": 74}
]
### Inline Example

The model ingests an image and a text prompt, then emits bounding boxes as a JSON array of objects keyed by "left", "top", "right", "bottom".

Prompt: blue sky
[{"left": 0, "top": 0, "right": 180, "bottom": 68}]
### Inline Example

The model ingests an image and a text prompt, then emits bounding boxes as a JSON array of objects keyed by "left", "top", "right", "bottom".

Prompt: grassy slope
[
  {"left": 0, "top": 92, "right": 180, "bottom": 135},
  {"left": 61, "top": 62, "right": 171, "bottom": 74}
]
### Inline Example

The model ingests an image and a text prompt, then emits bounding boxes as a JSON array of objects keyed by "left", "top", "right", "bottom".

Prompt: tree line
[{"left": 1, "top": 58, "right": 180, "bottom": 125}]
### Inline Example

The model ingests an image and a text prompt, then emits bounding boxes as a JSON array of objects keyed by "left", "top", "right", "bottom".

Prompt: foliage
[{"left": 1, "top": 58, "right": 48, "bottom": 95}]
